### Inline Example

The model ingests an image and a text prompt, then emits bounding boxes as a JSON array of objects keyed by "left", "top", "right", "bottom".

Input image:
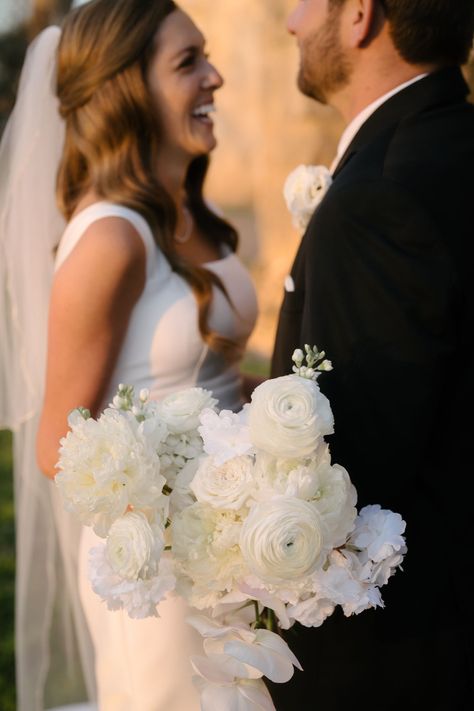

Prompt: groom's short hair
[{"left": 330, "top": 0, "right": 474, "bottom": 66}]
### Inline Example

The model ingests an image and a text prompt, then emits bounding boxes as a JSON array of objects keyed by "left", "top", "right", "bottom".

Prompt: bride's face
[{"left": 147, "top": 9, "right": 223, "bottom": 161}]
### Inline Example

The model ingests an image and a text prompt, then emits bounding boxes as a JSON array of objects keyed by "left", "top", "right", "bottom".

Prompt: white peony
[
  {"left": 283, "top": 164, "right": 332, "bottom": 233},
  {"left": 105, "top": 511, "right": 164, "bottom": 581},
  {"left": 190, "top": 455, "right": 254, "bottom": 510},
  {"left": 156, "top": 388, "right": 218, "bottom": 434},
  {"left": 171, "top": 503, "right": 245, "bottom": 607},
  {"left": 56, "top": 408, "right": 166, "bottom": 537},
  {"left": 240, "top": 497, "right": 326, "bottom": 584},
  {"left": 198, "top": 407, "right": 252, "bottom": 465},
  {"left": 248, "top": 375, "right": 334, "bottom": 459}
]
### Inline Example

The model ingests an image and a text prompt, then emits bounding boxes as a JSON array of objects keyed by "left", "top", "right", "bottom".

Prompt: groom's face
[{"left": 287, "top": 0, "right": 352, "bottom": 105}]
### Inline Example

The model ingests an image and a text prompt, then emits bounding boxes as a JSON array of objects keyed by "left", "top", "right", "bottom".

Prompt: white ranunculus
[
  {"left": 248, "top": 375, "right": 334, "bottom": 459},
  {"left": 56, "top": 408, "right": 166, "bottom": 537},
  {"left": 156, "top": 388, "right": 218, "bottom": 434},
  {"left": 198, "top": 407, "right": 252, "bottom": 465},
  {"left": 190, "top": 455, "right": 254, "bottom": 510},
  {"left": 105, "top": 511, "right": 164, "bottom": 580},
  {"left": 283, "top": 164, "right": 332, "bottom": 233},
  {"left": 240, "top": 497, "right": 326, "bottom": 584}
]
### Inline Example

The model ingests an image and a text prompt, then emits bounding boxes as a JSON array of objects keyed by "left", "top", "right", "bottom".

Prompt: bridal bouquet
[{"left": 56, "top": 346, "right": 407, "bottom": 710}]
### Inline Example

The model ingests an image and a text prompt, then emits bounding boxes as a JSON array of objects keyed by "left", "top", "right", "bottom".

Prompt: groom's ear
[{"left": 343, "top": 0, "right": 381, "bottom": 49}]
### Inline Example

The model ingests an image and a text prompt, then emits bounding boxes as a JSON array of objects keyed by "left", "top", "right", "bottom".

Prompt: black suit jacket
[{"left": 271, "top": 69, "right": 474, "bottom": 709}]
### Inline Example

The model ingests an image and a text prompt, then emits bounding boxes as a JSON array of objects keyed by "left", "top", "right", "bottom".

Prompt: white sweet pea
[
  {"left": 191, "top": 455, "right": 254, "bottom": 510},
  {"left": 156, "top": 387, "right": 218, "bottom": 434},
  {"left": 248, "top": 375, "right": 334, "bottom": 459},
  {"left": 240, "top": 497, "right": 326, "bottom": 584},
  {"left": 198, "top": 407, "right": 252, "bottom": 465},
  {"left": 106, "top": 511, "right": 164, "bottom": 581},
  {"left": 283, "top": 164, "right": 332, "bottom": 233}
]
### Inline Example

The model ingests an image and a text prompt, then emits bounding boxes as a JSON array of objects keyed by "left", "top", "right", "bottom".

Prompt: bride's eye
[{"left": 177, "top": 50, "right": 198, "bottom": 70}]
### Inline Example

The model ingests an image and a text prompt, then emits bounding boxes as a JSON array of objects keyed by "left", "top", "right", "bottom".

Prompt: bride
[{"left": 0, "top": 1, "right": 258, "bottom": 709}]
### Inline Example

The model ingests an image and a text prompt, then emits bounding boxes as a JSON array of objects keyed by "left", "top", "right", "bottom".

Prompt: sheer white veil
[{"left": 0, "top": 26, "right": 96, "bottom": 710}]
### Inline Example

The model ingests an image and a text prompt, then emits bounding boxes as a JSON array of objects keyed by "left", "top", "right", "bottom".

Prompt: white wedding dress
[{"left": 54, "top": 202, "right": 258, "bottom": 711}]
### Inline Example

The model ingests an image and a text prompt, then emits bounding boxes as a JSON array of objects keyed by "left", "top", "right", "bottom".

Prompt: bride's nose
[{"left": 202, "top": 62, "right": 224, "bottom": 91}]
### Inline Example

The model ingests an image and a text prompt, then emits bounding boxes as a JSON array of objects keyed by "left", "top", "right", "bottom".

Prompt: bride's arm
[{"left": 36, "top": 217, "right": 146, "bottom": 479}]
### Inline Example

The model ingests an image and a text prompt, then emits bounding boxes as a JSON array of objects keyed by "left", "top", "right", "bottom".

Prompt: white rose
[
  {"left": 248, "top": 375, "right": 334, "bottom": 459},
  {"left": 283, "top": 164, "right": 332, "bottom": 233},
  {"left": 56, "top": 408, "right": 166, "bottom": 537},
  {"left": 310, "top": 459, "right": 358, "bottom": 548},
  {"left": 240, "top": 497, "right": 326, "bottom": 584},
  {"left": 156, "top": 388, "right": 218, "bottom": 434},
  {"left": 106, "top": 511, "right": 164, "bottom": 580},
  {"left": 190, "top": 455, "right": 254, "bottom": 510}
]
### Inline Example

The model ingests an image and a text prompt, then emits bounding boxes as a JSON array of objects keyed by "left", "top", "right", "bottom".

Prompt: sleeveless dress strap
[{"left": 55, "top": 202, "right": 156, "bottom": 272}]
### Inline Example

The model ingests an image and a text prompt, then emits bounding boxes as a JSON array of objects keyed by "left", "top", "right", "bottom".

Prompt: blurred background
[{"left": 1, "top": 1, "right": 473, "bottom": 708}]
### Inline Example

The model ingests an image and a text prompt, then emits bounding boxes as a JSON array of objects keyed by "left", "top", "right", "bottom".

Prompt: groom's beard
[{"left": 297, "top": 10, "right": 352, "bottom": 105}]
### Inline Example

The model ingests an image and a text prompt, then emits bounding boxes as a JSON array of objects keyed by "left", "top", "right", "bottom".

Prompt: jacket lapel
[{"left": 332, "top": 67, "right": 469, "bottom": 180}]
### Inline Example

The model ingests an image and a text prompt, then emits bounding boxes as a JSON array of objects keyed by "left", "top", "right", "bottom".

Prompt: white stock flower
[
  {"left": 156, "top": 388, "right": 218, "bottom": 434},
  {"left": 198, "top": 407, "right": 252, "bottom": 465},
  {"left": 106, "top": 511, "right": 164, "bottom": 581},
  {"left": 56, "top": 408, "right": 166, "bottom": 537},
  {"left": 283, "top": 164, "right": 332, "bottom": 233},
  {"left": 240, "top": 497, "right": 326, "bottom": 584},
  {"left": 169, "top": 458, "right": 200, "bottom": 515},
  {"left": 190, "top": 455, "right": 254, "bottom": 510},
  {"left": 248, "top": 375, "right": 334, "bottom": 459}
]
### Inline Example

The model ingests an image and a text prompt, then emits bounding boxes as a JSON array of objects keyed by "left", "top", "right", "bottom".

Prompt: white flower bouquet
[{"left": 56, "top": 346, "right": 406, "bottom": 710}]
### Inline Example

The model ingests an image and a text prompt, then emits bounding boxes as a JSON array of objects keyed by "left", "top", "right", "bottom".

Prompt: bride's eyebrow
[{"left": 172, "top": 36, "right": 206, "bottom": 61}]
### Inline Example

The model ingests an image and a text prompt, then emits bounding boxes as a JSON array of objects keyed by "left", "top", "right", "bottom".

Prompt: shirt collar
[{"left": 330, "top": 74, "right": 428, "bottom": 174}]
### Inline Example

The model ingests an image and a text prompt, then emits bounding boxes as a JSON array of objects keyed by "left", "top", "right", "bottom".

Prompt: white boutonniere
[{"left": 283, "top": 164, "right": 332, "bottom": 233}]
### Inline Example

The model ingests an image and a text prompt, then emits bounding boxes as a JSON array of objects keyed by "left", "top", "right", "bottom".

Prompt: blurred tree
[
  {"left": 29, "top": 0, "right": 73, "bottom": 39},
  {"left": 0, "top": 0, "right": 73, "bottom": 134}
]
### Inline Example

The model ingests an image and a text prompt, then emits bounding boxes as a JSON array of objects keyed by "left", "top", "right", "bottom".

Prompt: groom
[{"left": 271, "top": 1, "right": 474, "bottom": 708}]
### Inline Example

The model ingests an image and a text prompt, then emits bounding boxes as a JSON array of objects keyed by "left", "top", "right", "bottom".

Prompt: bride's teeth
[{"left": 192, "top": 104, "right": 216, "bottom": 117}]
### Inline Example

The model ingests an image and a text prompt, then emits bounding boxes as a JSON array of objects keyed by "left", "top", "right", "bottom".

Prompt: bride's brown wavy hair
[{"left": 56, "top": 0, "right": 239, "bottom": 358}]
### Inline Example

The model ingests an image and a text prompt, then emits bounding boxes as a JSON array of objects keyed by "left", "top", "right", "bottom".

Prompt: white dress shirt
[{"left": 330, "top": 74, "right": 428, "bottom": 174}]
